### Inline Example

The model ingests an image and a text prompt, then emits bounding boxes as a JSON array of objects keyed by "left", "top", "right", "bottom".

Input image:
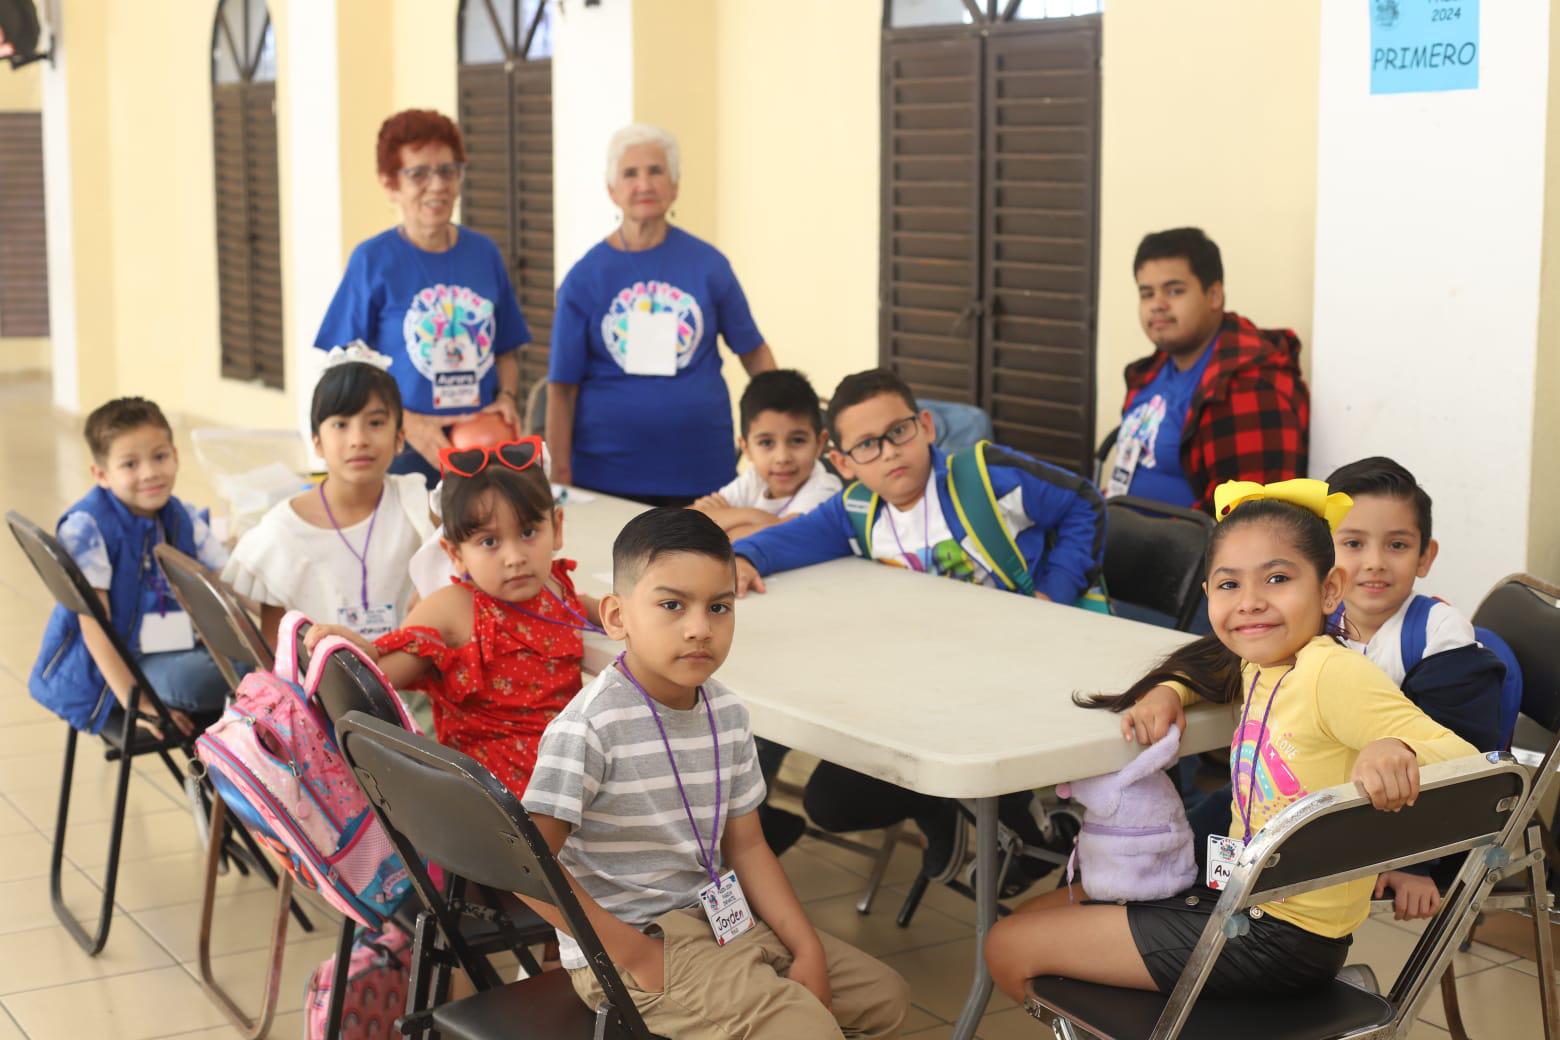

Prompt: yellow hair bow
[{"left": 1213, "top": 479, "right": 1354, "bottom": 533}]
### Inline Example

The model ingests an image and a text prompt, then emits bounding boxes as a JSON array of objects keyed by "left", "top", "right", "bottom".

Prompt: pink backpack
[
  {"left": 194, "top": 611, "right": 420, "bottom": 929},
  {"left": 303, "top": 924, "right": 412, "bottom": 1040}
]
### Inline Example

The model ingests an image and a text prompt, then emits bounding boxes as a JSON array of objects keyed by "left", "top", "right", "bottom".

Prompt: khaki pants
[{"left": 569, "top": 907, "right": 910, "bottom": 1039}]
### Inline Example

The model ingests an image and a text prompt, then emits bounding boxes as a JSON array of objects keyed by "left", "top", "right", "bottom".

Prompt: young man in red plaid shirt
[{"left": 1106, "top": 228, "right": 1310, "bottom": 514}]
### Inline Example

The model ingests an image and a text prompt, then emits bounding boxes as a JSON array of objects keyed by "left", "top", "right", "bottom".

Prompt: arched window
[
  {"left": 458, "top": 0, "right": 555, "bottom": 401},
  {"left": 882, "top": 0, "right": 1102, "bottom": 472},
  {"left": 211, "top": 0, "right": 284, "bottom": 390}
]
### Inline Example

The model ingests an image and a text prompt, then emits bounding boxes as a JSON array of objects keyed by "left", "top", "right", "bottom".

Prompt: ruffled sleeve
[
  {"left": 221, "top": 505, "right": 298, "bottom": 607},
  {"left": 375, "top": 625, "right": 456, "bottom": 674}
]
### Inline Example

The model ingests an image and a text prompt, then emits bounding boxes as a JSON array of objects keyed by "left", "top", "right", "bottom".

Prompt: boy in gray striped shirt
[{"left": 521, "top": 509, "right": 909, "bottom": 1038}]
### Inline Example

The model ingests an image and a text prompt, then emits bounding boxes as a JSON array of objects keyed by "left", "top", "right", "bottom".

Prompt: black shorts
[{"left": 1118, "top": 887, "right": 1351, "bottom": 996}]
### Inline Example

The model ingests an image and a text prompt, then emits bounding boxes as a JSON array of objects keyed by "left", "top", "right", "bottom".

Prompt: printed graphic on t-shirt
[
  {"left": 601, "top": 280, "right": 705, "bottom": 372},
  {"left": 881, "top": 536, "right": 992, "bottom": 586},
  {"left": 402, "top": 284, "right": 497, "bottom": 381},
  {"left": 1119, "top": 394, "right": 1169, "bottom": 469},
  {"left": 1231, "top": 720, "right": 1306, "bottom": 821}
]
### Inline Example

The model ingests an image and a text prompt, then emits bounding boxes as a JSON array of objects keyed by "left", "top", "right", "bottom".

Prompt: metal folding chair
[
  {"left": 1025, "top": 753, "right": 1549, "bottom": 1039},
  {"left": 296, "top": 625, "right": 555, "bottom": 1038},
  {"left": 1101, "top": 496, "right": 1213, "bottom": 631},
  {"left": 337, "top": 711, "right": 670, "bottom": 1039},
  {"left": 4, "top": 511, "right": 260, "bottom": 955},
  {"left": 154, "top": 544, "right": 314, "bottom": 1039}
]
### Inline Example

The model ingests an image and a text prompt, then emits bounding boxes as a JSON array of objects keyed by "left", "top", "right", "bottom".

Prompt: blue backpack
[{"left": 1400, "top": 594, "right": 1524, "bottom": 751}]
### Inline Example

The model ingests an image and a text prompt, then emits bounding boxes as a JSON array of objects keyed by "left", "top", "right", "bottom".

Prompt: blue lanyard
[{"left": 1234, "top": 665, "right": 1296, "bottom": 843}]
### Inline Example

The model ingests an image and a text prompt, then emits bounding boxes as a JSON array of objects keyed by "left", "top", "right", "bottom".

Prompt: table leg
[{"left": 951, "top": 796, "right": 997, "bottom": 1040}]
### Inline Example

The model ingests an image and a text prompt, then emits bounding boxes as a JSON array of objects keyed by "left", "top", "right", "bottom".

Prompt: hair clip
[{"left": 321, "top": 341, "right": 394, "bottom": 372}]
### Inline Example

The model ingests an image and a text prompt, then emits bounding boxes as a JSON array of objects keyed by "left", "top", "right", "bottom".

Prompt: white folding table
[{"left": 562, "top": 490, "right": 1233, "bottom": 1039}]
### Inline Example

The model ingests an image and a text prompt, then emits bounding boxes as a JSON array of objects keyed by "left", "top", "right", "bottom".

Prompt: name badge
[
  {"left": 1104, "top": 437, "right": 1142, "bottom": 498},
  {"left": 433, "top": 371, "right": 480, "bottom": 410},
  {"left": 338, "top": 603, "right": 397, "bottom": 641},
  {"left": 698, "top": 870, "right": 755, "bottom": 946},
  {"left": 1206, "top": 834, "right": 1244, "bottom": 891},
  {"left": 624, "top": 310, "right": 679, "bottom": 376},
  {"left": 139, "top": 610, "right": 196, "bottom": 654}
]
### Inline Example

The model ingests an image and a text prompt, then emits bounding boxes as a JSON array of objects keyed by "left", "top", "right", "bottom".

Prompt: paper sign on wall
[{"left": 1370, "top": 0, "right": 1479, "bottom": 95}]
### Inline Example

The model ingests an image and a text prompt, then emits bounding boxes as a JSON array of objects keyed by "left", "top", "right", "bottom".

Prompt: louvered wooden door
[
  {"left": 212, "top": 0, "right": 283, "bottom": 390},
  {"left": 457, "top": 0, "right": 555, "bottom": 402},
  {"left": 880, "top": 14, "right": 1101, "bottom": 474},
  {"left": 0, "top": 112, "right": 50, "bottom": 338},
  {"left": 982, "top": 20, "right": 1099, "bottom": 471}
]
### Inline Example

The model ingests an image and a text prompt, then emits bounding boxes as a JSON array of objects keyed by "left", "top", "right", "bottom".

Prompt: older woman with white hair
[{"left": 546, "top": 124, "right": 776, "bottom": 505}]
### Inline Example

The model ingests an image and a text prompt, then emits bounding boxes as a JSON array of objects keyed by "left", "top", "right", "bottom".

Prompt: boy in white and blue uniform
[
  {"left": 29, "top": 398, "right": 232, "bottom": 736},
  {"left": 731, "top": 368, "right": 1105, "bottom": 891}
]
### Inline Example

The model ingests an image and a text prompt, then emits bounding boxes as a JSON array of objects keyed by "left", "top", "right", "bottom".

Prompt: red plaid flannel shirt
[{"left": 1121, "top": 311, "right": 1310, "bottom": 514}]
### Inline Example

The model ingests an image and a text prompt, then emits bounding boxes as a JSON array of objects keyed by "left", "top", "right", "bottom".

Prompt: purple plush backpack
[
  {"left": 1057, "top": 725, "right": 1197, "bottom": 902},
  {"left": 194, "top": 611, "right": 419, "bottom": 929}
]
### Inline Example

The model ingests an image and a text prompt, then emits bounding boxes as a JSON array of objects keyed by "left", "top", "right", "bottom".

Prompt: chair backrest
[
  {"left": 5, "top": 510, "right": 175, "bottom": 729},
  {"left": 1230, "top": 755, "right": 1525, "bottom": 907},
  {"left": 1102, "top": 496, "right": 1213, "bottom": 630},
  {"left": 291, "top": 620, "right": 406, "bottom": 736},
  {"left": 152, "top": 544, "right": 269, "bottom": 689},
  {"left": 1473, "top": 574, "right": 1560, "bottom": 733},
  {"left": 336, "top": 712, "right": 656, "bottom": 1038},
  {"left": 922, "top": 399, "right": 994, "bottom": 453},
  {"left": 523, "top": 380, "right": 547, "bottom": 438},
  {"left": 1153, "top": 754, "right": 1528, "bottom": 1039}
]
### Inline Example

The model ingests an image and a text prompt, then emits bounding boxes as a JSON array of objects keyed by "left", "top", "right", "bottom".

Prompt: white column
[
  {"left": 1311, "top": 0, "right": 1549, "bottom": 608},
  {"left": 282, "top": 0, "right": 344, "bottom": 442},
  {"left": 550, "top": 0, "right": 635, "bottom": 283}
]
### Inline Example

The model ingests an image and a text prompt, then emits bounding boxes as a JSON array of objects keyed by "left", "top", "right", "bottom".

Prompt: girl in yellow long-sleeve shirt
[{"left": 984, "top": 480, "right": 1477, "bottom": 1002}]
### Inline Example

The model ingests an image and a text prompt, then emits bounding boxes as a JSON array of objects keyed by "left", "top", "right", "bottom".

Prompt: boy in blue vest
[
  {"left": 731, "top": 368, "right": 1105, "bottom": 889},
  {"left": 29, "top": 398, "right": 233, "bottom": 739}
]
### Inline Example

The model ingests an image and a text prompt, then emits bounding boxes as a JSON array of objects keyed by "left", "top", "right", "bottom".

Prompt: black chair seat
[
  {"left": 1025, "top": 975, "right": 1394, "bottom": 1040},
  {"left": 431, "top": 967, "right": 653, "bottom": 1039}
]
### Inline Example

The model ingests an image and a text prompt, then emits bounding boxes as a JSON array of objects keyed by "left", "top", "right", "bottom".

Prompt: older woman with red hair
[{"left": 316, "top": 109, "right": 530, "bottom": 486}]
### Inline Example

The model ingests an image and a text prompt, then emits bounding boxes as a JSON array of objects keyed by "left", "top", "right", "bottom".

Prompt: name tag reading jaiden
[
  {"left": 139, "top": 611, "right": 196, "bottom": 654},
  {"left": 624, "top": 310, "right": 679, "bottom": 376},
  {"left": 699, "top": 870, "right": 755, "bottom": 946}
]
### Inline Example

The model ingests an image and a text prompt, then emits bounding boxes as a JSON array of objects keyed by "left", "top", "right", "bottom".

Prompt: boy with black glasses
[{"left": 731, "top": 368, "right": 1104, "bottom": 888}]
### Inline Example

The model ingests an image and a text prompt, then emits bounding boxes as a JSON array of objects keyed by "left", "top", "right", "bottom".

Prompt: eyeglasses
[
  {"left": 841, "top": 416, "right": 920, "bottom": 465},
  {"left": 399, "top": 162, "right": 467, "bottom": 186},
  {"left": 439, "top": 436, "right": 544, "bottom": 478}
]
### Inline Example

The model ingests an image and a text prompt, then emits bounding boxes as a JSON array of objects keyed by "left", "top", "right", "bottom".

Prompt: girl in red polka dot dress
[{"left": 305, "top": 438, "right": 599, "bottom": 798}]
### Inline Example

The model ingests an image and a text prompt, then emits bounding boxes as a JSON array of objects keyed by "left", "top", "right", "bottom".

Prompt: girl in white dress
[{"left": 224, "top": 348, "right": 434, "bottom": 650}]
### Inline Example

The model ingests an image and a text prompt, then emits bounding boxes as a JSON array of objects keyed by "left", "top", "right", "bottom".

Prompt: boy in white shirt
[
  {"left": 693, "top": 369, "right": 841, "bottom": 541},
  {"left": 1327, "top": 456, "right": 1507, "bottom": 918}
]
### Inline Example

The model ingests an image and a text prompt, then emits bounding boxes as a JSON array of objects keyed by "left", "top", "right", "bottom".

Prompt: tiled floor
[{"left": 0, "top": 376, "right": 1549, "bottom": 1038}]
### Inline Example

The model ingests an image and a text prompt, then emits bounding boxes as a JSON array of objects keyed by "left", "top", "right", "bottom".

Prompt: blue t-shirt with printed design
[
  {"left": 550, "top": 226, "right": 764, "bottom": 498},
  {"left": 1120, "top": 344, "right": 1214, "bottom": 508},
  {"left": 314, "top": 227, "right": 530, "bottom": 415}
]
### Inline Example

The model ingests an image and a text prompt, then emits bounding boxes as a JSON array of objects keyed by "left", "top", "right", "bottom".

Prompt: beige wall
[
  {"left": 0, "top": 57, "right": 41, "bottom": 109},
  {"left": 634, "top": 0, "right": 718, "bottom": 244},
  {"left": 711, "top": 1, "right": 882, "bottom": 404},
  {"left": 337, "top": 0, "right": 397, "bottom": 258},
  {"left": 1095, "top": 1, "right": 1319, "bottom": 440},
  {"left": 1529, "top": 4, "right": 1560, "bottom": 585}
]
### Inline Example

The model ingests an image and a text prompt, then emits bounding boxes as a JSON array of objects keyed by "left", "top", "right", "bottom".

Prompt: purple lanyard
[
  {"left": 616, "top": 653, "right": 723, "bottom": 885},
  {"left": 887, "top": 493, "right": 932, "bottom": 574},
  {"left": 1234, "top": 664, "right": 1296, "bottom": 843},
  {"left": 496, "top": 587, "right": 605, "bottom": 634},
  {"left": 318, "top": 481, "right": 384, "bottom": 610}
]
